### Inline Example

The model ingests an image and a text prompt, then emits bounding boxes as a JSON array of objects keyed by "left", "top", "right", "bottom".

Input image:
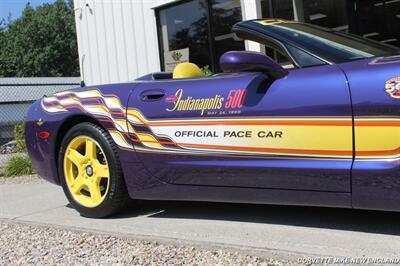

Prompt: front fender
[
  {"left": 25, "top": 99, "right": 61, "bottom": 184},
  {"left": 26, "top": 84, "right": 142, "bottom": 185}
]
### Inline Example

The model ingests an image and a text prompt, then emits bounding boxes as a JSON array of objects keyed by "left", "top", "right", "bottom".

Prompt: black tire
[{"left": 58, "top": 122, "right": 130, "bottom": 218}]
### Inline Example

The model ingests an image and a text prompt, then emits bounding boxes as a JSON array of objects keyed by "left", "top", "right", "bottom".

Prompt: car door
[{"left": 127, "top": 65, "right": 352, "bottom": 192}]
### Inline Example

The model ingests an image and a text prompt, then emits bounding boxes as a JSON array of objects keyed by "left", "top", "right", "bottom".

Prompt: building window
[
  {"left": 260, "top": 0, "right": 399, "bottom": 49},
  {"left": 156, "top": 0, "right": 244, "bottom": 73},
  {"left": 261, "top": 0, "right": 295, "bottom": 20},
  {"left": 261, "top": 0, "right": 350, "bottom": 30},
  {"left": 302, "top": 0, "right": 350, "bottom": 31}
]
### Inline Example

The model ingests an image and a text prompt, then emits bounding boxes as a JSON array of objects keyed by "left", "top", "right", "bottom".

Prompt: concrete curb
[{"left": 1, "top": 218, "right": 323, "bottom": 263}]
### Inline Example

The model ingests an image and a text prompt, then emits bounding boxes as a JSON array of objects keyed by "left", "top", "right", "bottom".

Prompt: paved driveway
[{"left": 1, "top": 180, "right": 400, "bottom": 261}]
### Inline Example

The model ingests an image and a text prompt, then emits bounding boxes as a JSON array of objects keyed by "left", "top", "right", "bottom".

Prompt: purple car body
[{"left": 25, "top": 19, "right": 400, "bottom": 212}]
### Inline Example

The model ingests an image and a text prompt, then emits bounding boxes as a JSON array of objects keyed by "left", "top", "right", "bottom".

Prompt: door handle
[{"left": 140, "top": 89, "right": 165, "bottom": 102}]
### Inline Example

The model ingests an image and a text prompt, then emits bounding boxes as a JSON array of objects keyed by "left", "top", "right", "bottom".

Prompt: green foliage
[
  {"left": 201, "top": 65, "right": 212, "bottom": 76},
  {"left": 0, "top": 0, "right": 79, "bottom": 77},
  {"left": 14, "top": 123, "right": 27, "bottom": 152},
  {"left": 4, "top": 155, "right": 34, "bottom": 177}
]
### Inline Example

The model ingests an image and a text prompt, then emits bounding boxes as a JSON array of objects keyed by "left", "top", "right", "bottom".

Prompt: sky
[{"left": 0, "top": 0, "right": 56, "bottom": 21}]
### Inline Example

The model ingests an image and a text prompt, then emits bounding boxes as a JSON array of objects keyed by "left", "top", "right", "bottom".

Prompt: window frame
[{"left": 233, "top": 26, "right": 330, "bottom": 68}]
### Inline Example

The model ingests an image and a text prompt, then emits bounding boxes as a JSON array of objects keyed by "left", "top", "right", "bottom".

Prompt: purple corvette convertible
[{"left": 26, "top": 19, "right": 400, "bottom": 218}]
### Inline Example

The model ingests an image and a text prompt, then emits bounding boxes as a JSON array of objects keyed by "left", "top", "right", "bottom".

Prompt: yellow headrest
[{"left": 173, "top": 63, "right": 205, "bottom": 79}]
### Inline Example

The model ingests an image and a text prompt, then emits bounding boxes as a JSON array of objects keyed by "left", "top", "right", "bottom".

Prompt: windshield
[{"left": 254, "top": 20, "right": 400, "bottom": 64}]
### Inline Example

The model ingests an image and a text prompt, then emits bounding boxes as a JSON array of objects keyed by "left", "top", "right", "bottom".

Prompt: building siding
[{"left": 73, "top": 0, "right": 175, "bottom": 86}]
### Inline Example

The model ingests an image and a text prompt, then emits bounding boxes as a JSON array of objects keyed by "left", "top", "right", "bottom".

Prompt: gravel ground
[
  {"left": 0, "top": 221, "right": 295, "bottom": 266},
  {"left": 0, "top": 175, "right": 44, "bottom": 185}
]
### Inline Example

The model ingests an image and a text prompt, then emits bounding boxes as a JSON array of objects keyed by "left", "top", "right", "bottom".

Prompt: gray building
[
  {"left": 0, "top": 77, "right": 81, "bottom": 145},
  {"left": 74, "top": 0, "right": 400, "bottom": 86}
]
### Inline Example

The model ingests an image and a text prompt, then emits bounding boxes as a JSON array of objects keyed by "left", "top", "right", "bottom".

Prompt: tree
[
  {"left": 0, "top": 19, "right": 7, "bottom": 69},
  {"left": 0, "top": 0, "right": 79, "bottom": 77}
]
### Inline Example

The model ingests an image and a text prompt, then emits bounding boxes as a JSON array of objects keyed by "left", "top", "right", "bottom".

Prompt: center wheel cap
[{"left": 86, "top": 165, "right": 94, "bottom": 176}]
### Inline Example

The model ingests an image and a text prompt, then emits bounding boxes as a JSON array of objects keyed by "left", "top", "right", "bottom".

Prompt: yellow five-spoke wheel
[
  {"left": 59, "top": 123, "right": 129, "bottom": 218},
  {"left": 64, "top": 136, "right": 109, "bottom": 208}
]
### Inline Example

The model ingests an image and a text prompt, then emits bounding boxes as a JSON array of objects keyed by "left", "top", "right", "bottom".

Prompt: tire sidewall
[{"left": 58, "top": 123, "right": 121, "bottom": 218}]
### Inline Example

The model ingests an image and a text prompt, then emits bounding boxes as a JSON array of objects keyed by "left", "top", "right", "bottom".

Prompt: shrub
[
  {"left": 4, "top": 155, "right": 34, "bottom": 177},
  {"left": 14, "top": 122, "right": 27, "bottom": 152},
  {"left": 201, "top": 65, "right": 213, "bottom": 76}
]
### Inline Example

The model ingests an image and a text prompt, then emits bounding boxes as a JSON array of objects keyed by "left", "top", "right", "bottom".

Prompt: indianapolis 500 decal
[{"left": 41, "top": 89, "right": 400, "bottom": 160}]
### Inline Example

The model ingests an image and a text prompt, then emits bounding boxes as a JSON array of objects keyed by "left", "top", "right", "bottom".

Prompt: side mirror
[{"left": 220, "top": 51, "right": 288, "bottom": 79}]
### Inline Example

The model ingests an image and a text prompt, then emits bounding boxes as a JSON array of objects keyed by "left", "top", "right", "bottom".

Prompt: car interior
[
  {"left": 136, "top": 63, "right": 205, "bottom": 81},
  {"left": 135, "top": 37, "right": 296, "bottom": 82}
]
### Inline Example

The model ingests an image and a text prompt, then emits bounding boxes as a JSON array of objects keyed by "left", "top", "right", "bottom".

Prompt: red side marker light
[{"left": 38, "top": 131, "right": 50, "bottom": 139}]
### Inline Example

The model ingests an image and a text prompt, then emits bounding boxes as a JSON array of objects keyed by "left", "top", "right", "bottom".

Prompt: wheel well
[{"left": 54, "top": 115, "right": 105, "bottom": 169}]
